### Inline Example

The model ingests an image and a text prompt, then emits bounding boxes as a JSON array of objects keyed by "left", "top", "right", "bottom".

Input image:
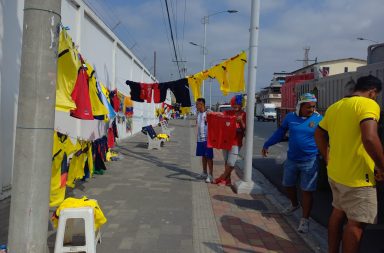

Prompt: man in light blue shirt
[{"left": 262, "top": 93, "right": 322, "bottom": 233}]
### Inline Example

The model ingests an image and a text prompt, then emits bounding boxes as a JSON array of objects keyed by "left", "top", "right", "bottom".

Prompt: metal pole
[
  {"left": 209, "top": 81, "right": 212, "bottom": 109},
  {"left": 202, "top": 16, "right": 207, "bottom": 98},
  {"left": 8, "top": 0, "right": 61, "bottom": 252},
  {"left": 244, "top": 0, "right": 260, "bottom": 182}
]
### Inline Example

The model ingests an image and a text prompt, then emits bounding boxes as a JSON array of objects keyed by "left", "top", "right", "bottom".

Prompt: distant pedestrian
[
  {"left": 314, "top": 75, "right": 384, "bottom": 253},
  {"left": 262, "top": 93, "right": 322, "bottom": 233},
  {"left": 213, "top": 94, "right": 246, "bottom": 186},
  {"left": 195, "top": 98, "right": 214, "bottom": 183}
]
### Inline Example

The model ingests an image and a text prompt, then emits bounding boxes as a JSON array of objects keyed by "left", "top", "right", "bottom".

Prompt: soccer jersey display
[
  {"left": 70, "top": 67, "right": 94, "bottom": 120},
  {"left": 207, "top": 113, "right": 237, "bottom": 150},
  {"left": 56, "top": 30, "right": 81, "bottom": 112}
]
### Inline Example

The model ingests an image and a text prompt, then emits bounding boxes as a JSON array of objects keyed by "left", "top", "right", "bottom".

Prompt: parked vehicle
[
  {"left": 255, "top": 103, "right": 276, "bottom": 122},
  {"left": 218, "top": 104, "right": 232, "bottom": 112}
]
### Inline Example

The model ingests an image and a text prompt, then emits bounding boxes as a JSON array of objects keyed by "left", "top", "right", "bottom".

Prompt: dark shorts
[{"left": 196, "top": 141, "right": 214, "bottom": 159}]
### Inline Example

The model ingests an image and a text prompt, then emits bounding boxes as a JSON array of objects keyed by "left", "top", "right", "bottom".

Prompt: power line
[
  {"left": 159, "top": 0, "right": 177, "bottom": 78},
  {"left": 164, "top": 0, "right": 182, "bottom": 78}
]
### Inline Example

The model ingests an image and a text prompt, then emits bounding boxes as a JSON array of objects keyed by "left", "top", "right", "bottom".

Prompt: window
[{"left": 344, "top": 67, "right": 348, "bottom": 73}]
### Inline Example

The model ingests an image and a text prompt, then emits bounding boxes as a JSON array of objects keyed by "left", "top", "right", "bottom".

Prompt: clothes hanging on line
[
  {"left": 109, "top": 89, "right": 120, "bottom": 112},
  {"left": 222, "top": 52, "right": 247, "bottom": 95},
  {"left": 86, "top": 62, "right": 109, "bottom": 117},
  {"left": 70, "top": 66, "right": 94, "bottom": 120},
  {"left": 67, "top": 140, "right": 88, "bottom": 188},
  {"left": 50, "top": 131, "right": 77, "bottom": 207},
  {"left": 160, "top": 78, "right": 192, "bottom": 107},
  {"left": 126, "top": 79, "right": 191, "bottom": 107},
  {"left": 125, "top": 81, "right": 144, "bottom": 102},
  {"left": 56, "top": 30, "right": 81, "bottom": 112},
  {"left": 187, "top": 70, "right": 209, "bottom": 101},
  {"left": 99, "top": 81, "right": 116, "bottom": 120}
]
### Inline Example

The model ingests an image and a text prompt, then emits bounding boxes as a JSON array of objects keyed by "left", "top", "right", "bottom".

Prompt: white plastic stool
[{"left": 54, "top": 207, "right": 101, "bottom": 253}]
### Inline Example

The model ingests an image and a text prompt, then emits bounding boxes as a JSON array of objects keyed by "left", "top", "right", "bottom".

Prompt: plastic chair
[
  {"left": 159, "top": 120, "right": 174, "bottom": 136},
  {"left": 54, "top": 207, "right": 101, "bottom": 253},
  {"left": 142, "top": 125, "right": 162, "bottom": 150}
]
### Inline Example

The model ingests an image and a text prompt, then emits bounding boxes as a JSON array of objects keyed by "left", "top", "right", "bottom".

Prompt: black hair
[
  {"left": 353, "top": 75, "right": 382, "bottom": 93},
  {"left": 196, "top": 98, "right": 205, "bottom": 105}
]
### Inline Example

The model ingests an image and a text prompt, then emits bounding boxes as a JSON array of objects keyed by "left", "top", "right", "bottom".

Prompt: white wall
[
  {"left": 54, "top": 0, "right": 160, "bottom": 141},
  {"left": 0, "top": 0, "right": 24, "bottom": 200},
  {"left": 0, "top": 0, "right": 159, "bottom": 197}
]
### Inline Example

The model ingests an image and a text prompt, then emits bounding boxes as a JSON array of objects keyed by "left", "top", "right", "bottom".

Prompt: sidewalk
[{"left": 0, "top": 118, "right": 326, "bottom": 252}]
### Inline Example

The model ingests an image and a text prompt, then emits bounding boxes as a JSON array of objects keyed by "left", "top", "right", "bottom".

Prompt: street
[{"left": 251, "top": 119, "right": 333, "bottom": 227}]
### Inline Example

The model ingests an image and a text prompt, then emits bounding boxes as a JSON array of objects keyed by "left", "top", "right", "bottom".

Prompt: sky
[{"left": 83, "top": 0, "right": 384, "bottom": 105}]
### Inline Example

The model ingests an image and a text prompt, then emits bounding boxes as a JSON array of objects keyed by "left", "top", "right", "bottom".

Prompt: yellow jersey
[{"left": 319, "top": 96, "right": 380, "bottom": 187}]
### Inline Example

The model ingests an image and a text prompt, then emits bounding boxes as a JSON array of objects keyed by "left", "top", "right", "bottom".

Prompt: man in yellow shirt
[{"left": 315, "top": 75, "right": 384, "bottom": 253}]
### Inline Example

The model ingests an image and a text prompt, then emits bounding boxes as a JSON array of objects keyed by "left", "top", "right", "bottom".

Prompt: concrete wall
[
  {"left": 0, "top": 0, "right": 24, "bottom": 200},
  {"left": 0, "top": 0, "right": 160, "bottom": 198}
]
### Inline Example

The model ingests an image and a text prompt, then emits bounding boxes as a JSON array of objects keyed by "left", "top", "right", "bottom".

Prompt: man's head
[
  {"left": 353, "top": 75, "right": 382, "bottom": 100},
  {"left": 230, "top": 95, "right": 244, "bottom": 112},
  {"left": 196, "top": 98, "right": 206, "bottom": 112},
  {"left": 296, "top": 93, "right": 317, "bottom": 117}
]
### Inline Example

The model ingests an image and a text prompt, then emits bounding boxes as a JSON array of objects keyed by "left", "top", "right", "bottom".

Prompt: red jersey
[
  {"left": 107, "top": 128, "right": 115, "bottom": 148},
  {"left": 70, "top": 68, "right": 94, "bottom": 120},
  {"left": 140, "top": 83, "right": 153, "bottom": 103},
  {"left": 207, "top": 113, "right": 237, "bottom": 150},
  {"left": 223, "top": 110, "right": 246, "bottom": 147}
]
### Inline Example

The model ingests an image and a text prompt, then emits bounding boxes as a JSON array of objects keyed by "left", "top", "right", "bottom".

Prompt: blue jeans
[{"left": 283, "top": 156, "right": 319, "bottom": 191}]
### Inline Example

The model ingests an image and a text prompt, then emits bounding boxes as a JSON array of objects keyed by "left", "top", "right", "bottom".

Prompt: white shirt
[{"left": 197, "top": 111, "right": 207, "bottom": 142}]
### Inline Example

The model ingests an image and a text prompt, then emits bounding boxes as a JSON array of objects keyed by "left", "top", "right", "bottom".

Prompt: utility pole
[
  {"left": 8, "top": 0, "right": 61, "bottom": 252},
  {"left": 234, "top": 0, "right": 263, "bottom": 194},
  {"left": 154, "top": 51, "right": 157, "bottom": 78}
]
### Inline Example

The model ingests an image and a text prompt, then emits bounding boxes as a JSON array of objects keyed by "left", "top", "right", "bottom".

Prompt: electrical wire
[{"left": 164, "top": 0, "right": 182, "bottom": 78}]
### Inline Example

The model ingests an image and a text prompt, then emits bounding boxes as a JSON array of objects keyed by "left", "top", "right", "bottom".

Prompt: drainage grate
[{"left": 234, "top": 199, "right": 268, "bottom": 211}]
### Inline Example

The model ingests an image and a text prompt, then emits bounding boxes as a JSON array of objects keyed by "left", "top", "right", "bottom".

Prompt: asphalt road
[{"left": 252, "top": 119, "right": 332, "bottom": 227}]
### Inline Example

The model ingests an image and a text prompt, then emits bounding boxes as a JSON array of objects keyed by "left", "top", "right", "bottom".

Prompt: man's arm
[
  {"left": 361, "top": 119, "right": 384, "bottom": 173},
  {"left": 314, "top": 127, "right": 329, "bottom": 164}
]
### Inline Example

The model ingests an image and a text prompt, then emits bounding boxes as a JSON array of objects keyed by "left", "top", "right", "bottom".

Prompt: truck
[{"left": 255, "top": 103, "right": 277, "bottom": 122}]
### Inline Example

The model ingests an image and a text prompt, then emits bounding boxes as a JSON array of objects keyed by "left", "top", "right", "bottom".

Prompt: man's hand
[
  {"left": 374, "top": 168, "right": 384, "bottom": 182},
  {"left": 261, "top": 148, "right": 269, "bottom": 157}
]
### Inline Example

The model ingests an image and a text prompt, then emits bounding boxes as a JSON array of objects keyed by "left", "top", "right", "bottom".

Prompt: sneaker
[
  {"left": 297, "top": 218, "right": 309, "bottom": 233},
  {"left": 205, "top": 175, "right": 213, "bottom": 183},
  {"left": 282, "top": 203, "right": 300, "bottom": 215},
  {"left": 216, "top": 178, "right": 232, "bottom": 186},
  {"left": 197, "top": 172, "right": 208, "bottom": 179},
  {"left": 213, "top": 177, "right": 225, "bottom": 184}
]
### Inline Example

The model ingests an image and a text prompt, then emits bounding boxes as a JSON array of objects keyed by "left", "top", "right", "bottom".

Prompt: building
[
  {"left": 255, "top": 72, "right": 287, "bottom": 108},
  {"left": 292, "top": 58, "right": 367, "bottom": 78}
]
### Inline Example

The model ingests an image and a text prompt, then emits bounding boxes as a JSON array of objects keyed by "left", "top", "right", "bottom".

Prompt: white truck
[{"left": 255, "top": 103, "right": 277, "bottom": 122}]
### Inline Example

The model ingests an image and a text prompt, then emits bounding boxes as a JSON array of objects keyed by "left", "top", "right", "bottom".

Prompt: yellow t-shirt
[
  {"left": 56, "top": 30, "right": 81, "bottom": 112},
  {"left": 224, "top": 51, "right": 247, "bottom": 94},
  {"left": 50, "top": 132, "right": 77, "bottom": 207},
  {"left": 86, "top": 62, "right": 109, "bottom": 117},
  {"left": 52, "top": 196, "right": 107, "bottom": 230},
  {"left": 208, "top": 64, "right": 228, "bottom": 95},
  {"left": 319, "top": 96, "right": 380, "bottom": 187},
  {"left": 187, "top": 71, "right": 209, "bottom": 100}
]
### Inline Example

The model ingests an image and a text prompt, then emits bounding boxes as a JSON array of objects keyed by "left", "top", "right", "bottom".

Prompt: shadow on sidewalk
[
  {"left": 203, "top": 242, "right": 256, "bottom": 253},
  {"left": 220, "top": 215, "right": 307, "bottom": 252},
  {"left": 117, "top": 146, "right": 202, "bottom": 182}
]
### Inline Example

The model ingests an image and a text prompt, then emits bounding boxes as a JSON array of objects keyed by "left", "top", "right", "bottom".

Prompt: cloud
[{"left": 85, "top": 0, "right": 384, "bottom": 103}]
